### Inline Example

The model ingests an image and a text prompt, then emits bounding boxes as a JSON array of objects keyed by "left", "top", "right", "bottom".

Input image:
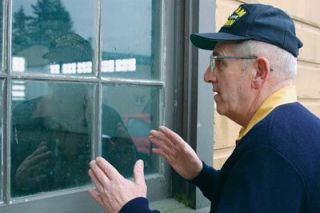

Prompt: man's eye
[{"left": 215, "top": 59, "right": 223, "bottom": 69}]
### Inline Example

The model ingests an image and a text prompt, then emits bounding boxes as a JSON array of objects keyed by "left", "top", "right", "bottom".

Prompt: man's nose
[{"left": 204, "top": 66, "right": 216, "bottom": 83}]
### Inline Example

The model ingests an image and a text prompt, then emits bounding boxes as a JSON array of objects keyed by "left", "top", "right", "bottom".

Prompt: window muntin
[
  {"left": 0, "top": 81, "right": 3, "bottom": 202},
  {"left": 11, "top": 0, "right": 95, "bottom": 75},
  {"left": 11, "top": 81, "right": 95, "bottom": 197},
  {"left": 0, "top": 0, "right": 3, "bottom": 71},
  {"left": 0, "top": 0, "right": 3, "bottom": 202},
  {"left": 101, "top": 0, "right": 157, "bottom": 80},
  {"left": 101, "top": 85, "right": 160, "bottom": 176}
]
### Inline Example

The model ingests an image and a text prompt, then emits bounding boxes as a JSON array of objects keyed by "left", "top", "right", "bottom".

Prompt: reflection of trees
[
  {"left": 12, "top": 6, "right": 32, "bottom": 54},
  {"left": 12, "top": 0, "right": 74, "bottom": 54},
  {"left": 30, "top": 0, "right": 74, "bottom": 45}
]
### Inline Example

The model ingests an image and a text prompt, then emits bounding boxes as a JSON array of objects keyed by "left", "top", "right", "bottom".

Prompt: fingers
[
  {"left": 30, "top": 142, "right": 50, "bottom": 156},
  {"left": 89, "top": 159, "right": 112, "bottom": 190},
  {"left": 150, "top": 126, "right": 186, "bottom": 148},
  {"left": 133, "top": 160, "right": 145, "bottom": 186},
  {"left": 152, "top": 148, "right": 172, "bottom": 161},
  {"left": 16, "top": 157, "right": 52, "bottom": 178},
  {"left": 159, "top": 126, "right": 186, "bottom": 147},
  {"left": 149, "top": 129, "right": 175, "bottom": 154},
  {"left": 95, "top": 157, "right": 122, "bottom": 180},
  {"left": 26, "top": 150, "right": 53, "bottom": 166},
  {"left": 89, "top": 189, "right": 104, "bottom": 207},
  {"left": 149, "top": 135, "right": 173, "bottom": 157},
  {"left": 25, "top": 159, "right": 51, "bottom": 174},
  {"left": 88, "top": 169, "right": 104, "bottom": 193},
  {"left": 89, "top": 157, "right": 123, "bottom": 193},
  {"left": 149, "top": 127, "right": 174, "bottom": 145},
  {"left": 149, "top": 126, "right": 188, "bottom": 161},
  {"left": 88, "top": 157, "right": 147, "bottom": 212},
  {"left": 24, "top": 143, "right": 53, "bottom": 169}
]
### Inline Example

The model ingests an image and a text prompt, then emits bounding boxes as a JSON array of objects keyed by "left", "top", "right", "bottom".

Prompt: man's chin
[{"left": 215, "top": 101, "right": 224, "bottom": 114}]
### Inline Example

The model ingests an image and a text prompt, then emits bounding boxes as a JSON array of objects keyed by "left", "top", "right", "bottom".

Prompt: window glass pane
[
  {"left": 12, "top": 0, "right": 95, "bottom": 75},
  {"left": 102, "top": 85, "right": 160, "bottom": 176},
  {"left": 101, "top": 0, "right": 159, "bottom": 80},
  {"left": 11, "top": 81, "right": 94, "bottom": 197}
]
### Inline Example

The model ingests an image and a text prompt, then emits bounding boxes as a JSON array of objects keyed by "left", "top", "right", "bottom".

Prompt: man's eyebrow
[{"left": 212, "top": 51, "right": 221, "bottom": 56}]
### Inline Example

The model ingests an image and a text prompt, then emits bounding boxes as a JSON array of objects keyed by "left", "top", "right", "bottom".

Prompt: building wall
[{"left": 213, "top": 0, "right": 320, "bottom": 168}]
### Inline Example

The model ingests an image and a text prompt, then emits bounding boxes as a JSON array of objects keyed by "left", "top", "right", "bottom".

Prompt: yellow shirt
[{"left": 237, "top": 85, "right": 297, "bottom": 141}]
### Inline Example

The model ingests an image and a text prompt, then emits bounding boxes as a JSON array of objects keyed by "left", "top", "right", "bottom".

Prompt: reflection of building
[
  {"left": 13, "top": 45, "right": 49, "bottom": 72},
  {"left": 13, "top": 54, "right": 139, "bottom": 75}
]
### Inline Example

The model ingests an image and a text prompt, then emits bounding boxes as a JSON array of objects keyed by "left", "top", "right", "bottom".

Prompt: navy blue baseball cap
[{"left": 190, "top": 3, "right": 303, "bottom": 57}]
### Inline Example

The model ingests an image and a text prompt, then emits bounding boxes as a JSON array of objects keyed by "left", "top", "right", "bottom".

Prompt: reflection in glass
[
  {"left": 102, "top": 85, "right": 160, "bottom": 175},
  {"left": 12, "top": 0, "right": 94, "bottom": 75},
  {"left": 11, "top": 81, "right": 94, "bottom": 197},
  {"left": 101, "top": 0, "right": 159, "bottom": 79}
]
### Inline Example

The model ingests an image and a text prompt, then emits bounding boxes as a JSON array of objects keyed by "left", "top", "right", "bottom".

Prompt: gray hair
[{"left": 234, "top": 40, "right": 298, "bottom": 80}]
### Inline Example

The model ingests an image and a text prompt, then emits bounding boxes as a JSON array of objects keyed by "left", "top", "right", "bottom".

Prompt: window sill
[{"left": 150, "top": 199, "right": 210, "bottom": 213}]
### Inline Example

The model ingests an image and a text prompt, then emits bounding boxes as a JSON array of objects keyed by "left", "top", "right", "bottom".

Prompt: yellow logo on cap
[{"left": 224, "top": 6, "right": 247, "bottom": 27}]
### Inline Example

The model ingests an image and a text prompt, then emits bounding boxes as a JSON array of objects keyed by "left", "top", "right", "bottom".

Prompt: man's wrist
[{"left": 120, "top": 197, "right": 160, "bottom": 213}]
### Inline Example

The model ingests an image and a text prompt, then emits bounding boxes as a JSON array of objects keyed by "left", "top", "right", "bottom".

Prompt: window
[
  {"left": 9, "top": 0, "right": 95, "bottom": 200},
  {"left": 1, "top": 0, "right": 173, "bottom": 212},
  {"left": 11, "top": 0, "right": 95, "bottom": 75},
  {"left": 11, "top": 81, "right": 95, "bottom": 197},
  {"left": 101, "top": 85, "right": 161, "bottom": 175},
  {"left": 101, "top": 0, "right": 156, "bottom": 80}
]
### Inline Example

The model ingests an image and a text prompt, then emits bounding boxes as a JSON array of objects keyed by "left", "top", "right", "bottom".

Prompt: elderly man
[{"left": 89, "top": 3, "right": 320, "bottom": 213}]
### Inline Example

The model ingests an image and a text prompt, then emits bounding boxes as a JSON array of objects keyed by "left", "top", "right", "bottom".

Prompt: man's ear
[{"left": 251, "top": 57, "right": 271, "bottom": 89}]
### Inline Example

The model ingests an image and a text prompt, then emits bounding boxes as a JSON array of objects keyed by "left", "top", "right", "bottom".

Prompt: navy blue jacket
[{"left": 121, "top": 102, "right": 320, "bottom": 212}]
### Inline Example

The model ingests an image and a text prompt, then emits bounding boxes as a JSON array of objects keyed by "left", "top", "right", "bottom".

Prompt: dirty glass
[
  {"left": 101, "top": 0, "right": 159, "bottom": 80},
  {"left": 102, "top": 85, "right": 160, "bottom": 176},
  {"left": 10, "top": 81, "right": 94, "bottom": 197},
  {"left": 11, "top": 0, "right": 95, "bottom": 75}
]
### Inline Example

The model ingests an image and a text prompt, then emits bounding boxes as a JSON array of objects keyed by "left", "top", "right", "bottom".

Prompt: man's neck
[{"left": 241, "top": 79, "right": 295, "bottom": 127}]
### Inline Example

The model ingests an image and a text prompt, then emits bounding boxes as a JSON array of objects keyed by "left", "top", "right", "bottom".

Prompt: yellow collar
[{"left": 237, "top": 85, "right": 297, "bottom": 141}]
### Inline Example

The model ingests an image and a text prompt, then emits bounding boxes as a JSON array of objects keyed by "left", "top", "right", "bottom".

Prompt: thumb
[{"left": 133, "top": 160, "right": 145, "bottom": 185}]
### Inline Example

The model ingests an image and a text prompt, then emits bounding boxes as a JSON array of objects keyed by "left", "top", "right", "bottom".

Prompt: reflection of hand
[
  {"left": 149, "top": 126, "right": 203, "bottom": 180},
  {"left": 15, "top": 141, "right": 54, "bottom": 191},
  {"left": 89, "top": 157, "right": 146, "bottom": 212}
]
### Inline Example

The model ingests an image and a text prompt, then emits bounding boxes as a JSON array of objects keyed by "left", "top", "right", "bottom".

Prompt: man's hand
[
  {"left": 89, "top": 157, "right": 147, "bottom": 213},
  {"left": 149, "top": 126, "right": 203, "bottom": 180},
  {"left": 15, "top": 141, "right": 54, "bottom": 191}
]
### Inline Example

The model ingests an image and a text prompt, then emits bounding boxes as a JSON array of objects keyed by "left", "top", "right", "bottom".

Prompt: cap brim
[
  {"left": 190, "top": 32, "right": 251, "bottom": 50},
  {"left": 43, "top": 47, "right": 92, "bottom": 63}
]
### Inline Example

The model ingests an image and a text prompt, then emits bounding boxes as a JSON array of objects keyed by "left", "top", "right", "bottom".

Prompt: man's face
[{"left": 204, "top": 42, "right": 254, "bottom": 122}]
